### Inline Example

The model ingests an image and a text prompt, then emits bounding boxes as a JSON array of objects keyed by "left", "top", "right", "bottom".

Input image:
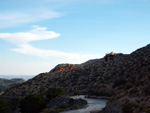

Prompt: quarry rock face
[
  {"left": 4, "top": 44, "right": 150, "bottom": 113},
  {"left": 49, "top": 64, "right": 84, "bottom": 72}
]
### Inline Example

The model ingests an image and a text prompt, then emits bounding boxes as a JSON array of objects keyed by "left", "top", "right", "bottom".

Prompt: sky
[{"left": 0, "top": 0, "right": 150, "bottom": 75}]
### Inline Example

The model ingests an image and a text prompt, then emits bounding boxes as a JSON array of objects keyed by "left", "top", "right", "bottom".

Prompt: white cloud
[
  {"left": 0, "top": 10, "right": 62, "bottom": 28},
  {"left": 0, "top": 26, "right": 100, "bottom": 64},
  {"left": 12, "top": 44, "right": 99, "bottom": 63},
  {"left": 0, "top": 26, "right": 60, "bottom": 46}
]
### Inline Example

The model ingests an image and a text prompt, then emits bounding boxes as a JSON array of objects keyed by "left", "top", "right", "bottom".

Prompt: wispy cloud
[
  {"left": 0, "top": 0, "right": 117, "bottom": 28},
  {"left": 0, "top": 10, "right": 62, "bottom": 28},
  {"left": 0, "top": 26, "right": 100, "bottom": 63},
  {"left": 12, "top": 44, "right": 98, "bottom": 63},
  {"left": 0, "top": 26, "right": 60, "bottom": 45}
]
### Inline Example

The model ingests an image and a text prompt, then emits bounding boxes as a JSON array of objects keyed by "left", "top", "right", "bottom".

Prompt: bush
[
  {"left": 134, "top": 80, "right": 144, "bottom": 86},
  {"left": 112, "top": 79, "right": 127, "bottom": 88},
  {"left": 0, "top": 98, "right": 8, "bottom": 113},
  {"left": 124, "top": 83, "right": 133, "bottom": 90},
  {"left": 46, "top": 87, "right": 65, "bottom": 101},
  {"left": 57, "top": 103, "right": 68, "bottom": 109},
  {"left": 122, "top": 99, "right": 133, "bottom": 113},
  {"left": 95, "top": 89, "right": 114, "bottom": 97},
  {"left": 42, "top": 109, "right": 62, "bottom": 113},
  {"left": 129, "top": 88, "right": 138, "bottom": 95},
  {"left": 148, "top": 74, "right": 150, "bottom": 80},
  {"left": 68, "top": 98, "right": 75, "bottom": 104},
  {"left": 20, "top": 94, "right": 46, "bottom": 113},
  {"left": 148, "top": 76, "right": 150, "bottom": 80},
  {"left": 143, "top": 87, "right": 150, "bottom": 95},
  {"left": 9, "top": 98, "right": 20, "bottom": 112},
  {"left": 145, "top": 108, "right": 150, "bottom": 113},
  {"left": 47, "top": 109, "right": 62, "bottom": 113}
]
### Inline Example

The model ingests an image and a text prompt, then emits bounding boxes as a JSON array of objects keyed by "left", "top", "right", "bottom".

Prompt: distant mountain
[
  {"left": 0, "top": 75, "right": 35, "bottom": 81},
  {"left": 0, "top": 78, "right": 25, "bottom": 85},
  {"left": 0, "top": 78, "right": 25, "bottom": 92},
  {"left": 3, "top": 44, "right": 150, "bottom": 113}
]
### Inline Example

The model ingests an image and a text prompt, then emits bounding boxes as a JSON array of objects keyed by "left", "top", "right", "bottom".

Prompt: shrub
[
  {"left": 0, "top": 98, "right": 8, "bottom": 113},
  {"left": 145, "top": 108, "right": 150, "bottom": 113},
  {"left": 112, "top": 79, "right": 127, "bottom": 88},
  {"left": 47, "top": 109, "right": 62, "bottom": 113},
  {"left": 129, "top": 88, "right": 138, "bottom": 95},
  {"left": 42, "top": 109, "right": 62, "bottom": 113},
  {"left": 9, "top": 98, "right": 20, "bottom": 112},
  {"left": 134, "top": 80, "right": 144, "bottom": 86},
  {"left": 148, "top": 76, "right": 150, "bottom": 80},
  {"left": 46, "top": 87, "right": 65, "bottom": 101},
  {"left": 122, "top": 99, "right": 134, "bottom": 113},
  {"left": 96, "top": 90, "right": 114, "bottom": 97},
  {"left": 135, "top": 99, "right": 141, "bottom": 103},
  {"left": 143, "top": 87, "right": 150, "bottom": 95},
  {"left": 148, "top": 74, "right": 150, "bottom": 80},
  {"left": 124, "top": 83, "right": 133, "bottom": 90},
  {"left": 57, "top": 103, "right": 68, "bottom": 109},
  {"left": 122, "top": 100, "right": 134, "bottom": 113},
  {"left": 20, "top": 94, "right": 46, "bottom": 113},
  {"left": 68, "top": 98, "right": 75, "bottom": 104}
]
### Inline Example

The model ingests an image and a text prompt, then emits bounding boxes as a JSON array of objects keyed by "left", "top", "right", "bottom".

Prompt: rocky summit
[{"left": 3, "top": 44, "right": 150, "bottom": 113}]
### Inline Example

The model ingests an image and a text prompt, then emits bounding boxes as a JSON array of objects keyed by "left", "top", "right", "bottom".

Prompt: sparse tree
[
  {"left": 46, "top": 87, "right": 65, "bottom": 101},
  {"left": 20, "top": 94, "right": 46, "bottom": 113},
  {"left": 0, "top": 98, "right": 8, "bottom": 113}
]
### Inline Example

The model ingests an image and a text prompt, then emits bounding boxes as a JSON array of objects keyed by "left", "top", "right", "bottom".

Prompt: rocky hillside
[
  {"left": 103, "top": 44, "right": 150, "bottom": 113},
  {"left": 0, "top": 78, "right": 25, "bottom": 92},
  {"left": 3, "top": 44, "right": 150, "bottom": 113}
]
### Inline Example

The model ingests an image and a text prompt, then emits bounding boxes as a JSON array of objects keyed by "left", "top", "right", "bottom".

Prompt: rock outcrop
[
  {"left": 3, "top": 44, "right": 150, "bottom": 113},
  {"left": 50, "top": 64, "right": 83, "bottom": 72}
]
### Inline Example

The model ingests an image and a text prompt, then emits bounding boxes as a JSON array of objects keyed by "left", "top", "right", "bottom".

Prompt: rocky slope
[
  {"left": 3, "top": 44, "right": 150, "bottom": 113},
  {"left": 0, "top": 78, "right": 24, "bottom": 85},
  {"left": 0, "top": 78, "right": 25, "bottom": 92},
  {"left": 103, "top": 44, "right": 150, "bottom": 113}
]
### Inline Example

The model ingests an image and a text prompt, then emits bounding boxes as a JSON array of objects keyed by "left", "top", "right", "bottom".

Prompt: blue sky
[{"left": 0, "top": 0, "right": 150, "bottom": 75}]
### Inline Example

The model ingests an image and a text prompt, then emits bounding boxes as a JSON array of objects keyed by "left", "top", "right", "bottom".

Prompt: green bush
[
  {"left": 96, "top": 89, "right": 114, "bottom": 97},
  {"left": 143, "top": 87, "right": 150, "bottom": 95},
  {"left": 134, "top": 80, "right": 144, "bottom": 86},
  {"left": 20, "top": 94, "right": 46, "bottom": 113},
  {"left": 0, "top": 98, "right": 8, "bottom": 113},
  {"left": 46, "top": 87, "right": 65, "bottom": 101},
  {"left": 145, "top": 108, "right": 150, "bottom": 113},
  {"left": 42, "top": 109, "right": 62, "bottom": 113},
  {"left": 124, "top": 83, "right": 133, "bottom": 90},
  {"left": 122, "top": 99, "right": 133, "bottom": 113},
  {"left": 48, "top": 109, "right": 62, "bottom": 113},
  {"left": 68, "top": 98, "right": 75, "bottom": 104},
  {"left": 112, "top": 79, "right": 127, "bottom": 88},
  {"left": 148, "top": 74, "right": 150, "bottom": 80},
  {"left": 129, "top": 88, "right": 138, "bottom": 95},
  {"left": 57, "top": 103, "right": 68, "bottom": 109}
]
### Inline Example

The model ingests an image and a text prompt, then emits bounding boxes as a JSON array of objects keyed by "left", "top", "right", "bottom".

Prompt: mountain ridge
[{"left": 3, "top": 44, "right": 150, "bottom": 113}]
